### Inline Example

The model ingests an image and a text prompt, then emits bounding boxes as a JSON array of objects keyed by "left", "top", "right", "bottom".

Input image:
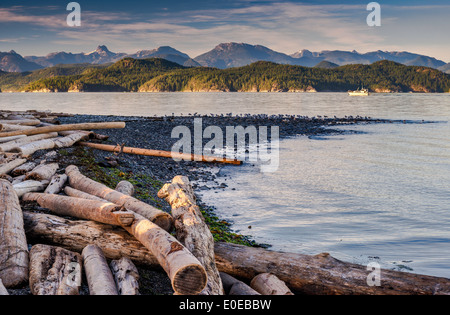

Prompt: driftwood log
[
  {"left": 24, "top": 208, "right": 207, "bottom": 295},
  {"left": 115, "top": 180, "right": 135, "bottom": 196},
  {"left": 82, "top": 245, "right": 119, "bottom": 295},
  {"left": 214, "top": 243, "right": 450, "bottom": 295},
  {"left": 158, "top": 176, "right": 224, "bottom": 295},
  {"left": 0, "top": 122, "right": 126, "bottom": 138},
  {"left": 250, "top": 273, "right": 294, "bottom": 295},
  {"left": 79, "top": 142, "right": 243, "bottom": 165},
  {"left": 23, "top": 193, "right": 135, "bottom": 227},
  {"left": 23, "top": 212, "right": 160, "bottom": 268},
  {"left": 220, "top": 272, "right": 260, "bottom": 295},
  {"left": 44, "top": 174, "right": 68, "bottom": 194},
  {"left": 0, "top": 158, "right": 27, "bottom": 175},
  {"left": 0, "top": 135, "right": 26, "bottom": 144},
  {"left": 0, "top": 279, "right": 8, "bottom": 295},
  {"left": 64, "top": 186, "right": 108, "bottom": 202},
  {"left": 23, "top": 212, "right": 450, "bottom": 295},
  {"left": 11, "top": 161, "right": 37, "bottom": 177},
  {"left": 0, "top": 133, "right": 58, "bottom": 152},
  {"left": 12, "top": 175, "right": 26, "bottom": 185},
  {"left": 0, "top": 180, "right": 29, "bottom": 288},
  {"left": 122, "top": 213, "right": 207, "bottom": 295},
  {"left": 29, "top": 244, "right": 82, "bottom": 295},
  {"left": 0, "top": 119, "right": 41, "bottom": 126},
  {"left": 13, "top": 180, "right": 49, "bottom": 198},
  {"left": 110, "top": 257, "right": 140, "bottom": 295},
  {"left": 53, "top": 132, "right": 89, "bottom": 148},
  {"left": 65, "top": 165, "right": 173, "bottom": 231},
  {"left": 58, "top": 130, "right": 93, "bottom": 137},
  {"left": 0, "top": 124, "right": 35, "bottom": 132},
  {"left": 14, "top": 139, "right": 58, "bottom": 156},
  {"left": 25, "top": 163, "right": 59, "bottom": 181},
  {"left": 13, "top": 133, "right": 88, "bottom": 157},
  {"left": 0, "top": 153, "right": 20, "bottom": 165}
]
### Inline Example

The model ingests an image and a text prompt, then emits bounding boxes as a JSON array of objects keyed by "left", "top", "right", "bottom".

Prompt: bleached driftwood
[
  {"left": 11, "top": 175, "right": 26, "bottom": 185},
  {"left": 65, "top": 165, "right": 173, "bottom": 231},
  {"left": 64, "top": 177, "right": 206, "bottom": 295},
  {"left": 0, "top": 133, "right": 58, "bottom": 152},
  {"left": 23, "top": 193, "right": 135, "bottom": 227},
  {"left": 158, "top": 175, "right": 224, "bottom": 295},
  {"left": 0, "top": 152, "right": 18, "bottom": 165},
  {"left": 110, "top": 257, "right": 140, "bottom": 295},
  {"left": 25, "top": 163, "right": 59, "bottom": 181},
  {"left": 58, "top": 130, "right": 93, "bottom": 137},
  {"left": 123, "top": 212, "right": 207, "bottom": 295},
  {"left": 220, "top": 272, "right": 260, "bottom": 295},
  {"left": 0, "top": 158, "right": 27, "bottom": 175},
  {"left": 11, "top": 161, "right": 37, "bottom": 177},
  {"left": 64, "top": 186, "right": 108, "bottom": 202},
  {"left": 0, "top": 122, "right": 126, "bottom": 138},
  {"left": 29, "top": 244, "right": 82, "bottom": 295},
  {"left": 250, "top": 273, "right": 294, "bottom": 295},
  {"left": 25, "top": 193, "right": 205, "bottom": 295},
  {"left": 44, "top": 174, "right": 68, "bottom": 194},
  {"left": 0, "top": 119, "right": 40, "bottom": 126},
  {"left": 53, "top": 132, "right": 89, "bottom": 148},
  {"left": 23, "top": 212, "right": 160, "bottom": 268},
  {"left": 0, "top": 180, "right": 29, "bottom": 288},
  {"left": 13, "top": 180, "right": 49, "bottom": 198},
  {"left": 82, "top": 245, "right": 118, "bottom": 295},
  {"left": 0, "top": 135, "right": 26, "bottom": 144},
  {"left": 39, "top": 116, "right": 58, "bottom": 124},
  {"left": 13, "top": 138, "right": 58, "bottom": 156},
  {"left": 5, "top": 114, "right": 35, "bottom": 120},
  {"left": 115, "top": 180, "right": 135, "bottom": 196},
  {"left": 0, "top": 124, "right": 35, "bottom": 132},
  {"left": 0, "top": 174, "right": 13, "bottom": 182}
]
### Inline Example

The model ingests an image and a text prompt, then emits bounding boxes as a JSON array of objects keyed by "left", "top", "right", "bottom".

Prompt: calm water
[{"left": 1, "top": 92, "right": 449, "bottom": 278}]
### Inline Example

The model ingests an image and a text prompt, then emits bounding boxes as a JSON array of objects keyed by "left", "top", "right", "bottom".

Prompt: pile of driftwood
[{"left": 1, "top": 110, "right": 450, "bottom": 296}]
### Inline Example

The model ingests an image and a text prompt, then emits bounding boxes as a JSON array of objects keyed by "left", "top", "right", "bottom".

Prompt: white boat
[{"left": 348, "top": 87, "right": 370, "bottom": 96}]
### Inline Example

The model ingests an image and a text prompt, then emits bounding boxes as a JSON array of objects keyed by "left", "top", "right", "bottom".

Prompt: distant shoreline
[{"left": 2, "top": 59, "right": 449, "bottom": 93}]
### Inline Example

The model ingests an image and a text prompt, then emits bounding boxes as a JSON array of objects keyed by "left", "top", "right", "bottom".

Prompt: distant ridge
[
  {"left": 20, "top": 45, "right": 197, "bottom": 71},
  {"left": 0, "top": 50, "right": 43, "bottom": 72},
  {"left": 0, "top": 43, "right": 448, "bottom": 73}
]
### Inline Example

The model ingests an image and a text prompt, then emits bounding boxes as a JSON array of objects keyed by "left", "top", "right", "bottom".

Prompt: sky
[{"left": 0, "top": 0, "right": 449, "bottom": 61}]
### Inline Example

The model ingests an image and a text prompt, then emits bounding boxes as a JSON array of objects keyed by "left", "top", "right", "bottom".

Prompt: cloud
[
  {"left": 1, "top": 1, "right": 449, "bottom": 60},
  {"left": 51, "top": 2, "right": 381, "bottom": 56},
  {"left": 0, "top": 7, "right": 66, "bottom": 28}
]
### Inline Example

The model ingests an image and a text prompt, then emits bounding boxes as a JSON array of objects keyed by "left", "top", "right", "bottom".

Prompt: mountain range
[{"left": 1, "top": 43, "right": 449, "bottom": 74}]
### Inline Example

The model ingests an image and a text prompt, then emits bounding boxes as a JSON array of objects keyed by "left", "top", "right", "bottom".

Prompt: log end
[
  {"left": 113, "top": 210, "right": 136, "bottom": 227},
  {"left": 153, "top": 212, "right": 174, "bottom": 232},
  {"left": 172, "top": 264, "right": 208, "bottom": 295}
]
